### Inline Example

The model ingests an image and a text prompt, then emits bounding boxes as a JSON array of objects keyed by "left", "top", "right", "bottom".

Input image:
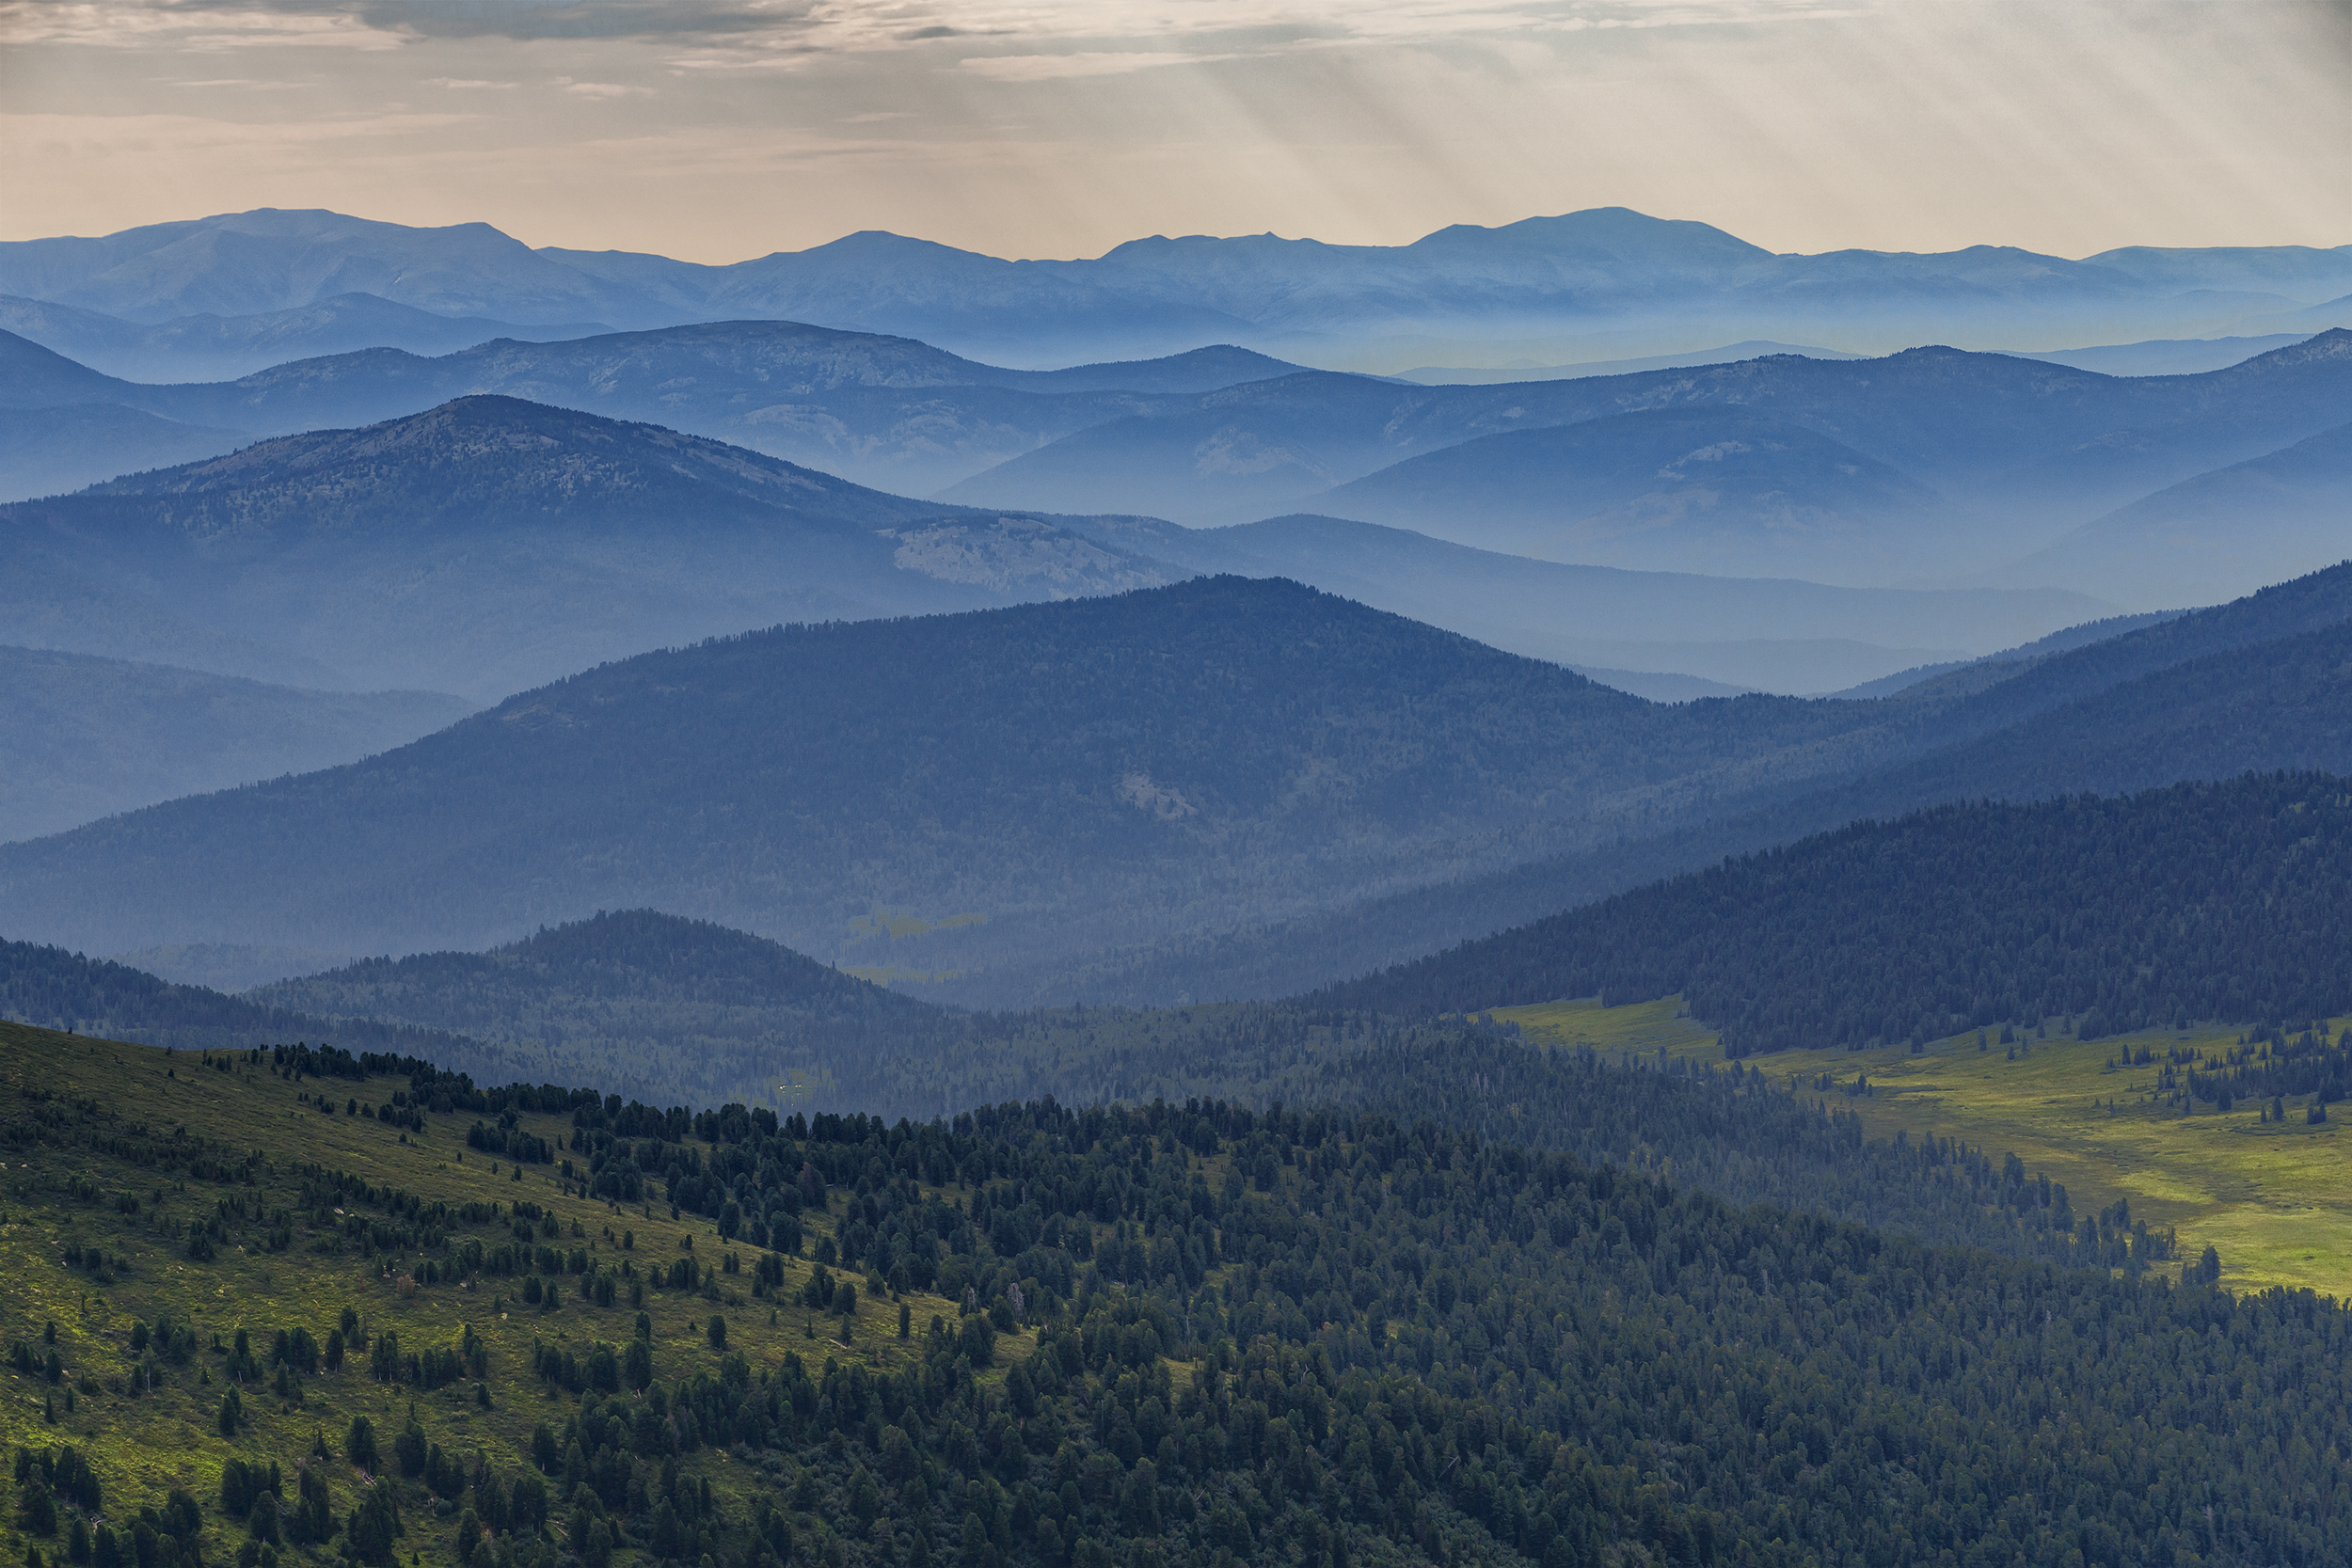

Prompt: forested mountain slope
[
  {"left": 0, "top": 646, "right": 472, "bottom": 844},
  {"left": 886, "top": 564, "right": 2352, "bottom": 1006},
  {"left": 0, "top": 936, "right": 491, "bottom": 1069},
  {"left": 0, "top": 396, "right": 1180, "bottom": 696},
  {"left": 1320, "top": 771, "right": 2352, "bottom": 1053},
  {"left": 3, "top": 1018, "right": 2344, "bottom": 1568}
]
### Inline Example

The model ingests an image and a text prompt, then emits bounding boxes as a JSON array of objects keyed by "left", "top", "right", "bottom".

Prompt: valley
[{"left": 1502, "top": 999, "right": 2352, "bottom": 1300}]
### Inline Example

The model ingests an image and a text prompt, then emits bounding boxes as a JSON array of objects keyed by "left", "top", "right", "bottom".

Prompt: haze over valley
[{"left": 7, "top": 8, "right": 2352, "bottom": 1566}]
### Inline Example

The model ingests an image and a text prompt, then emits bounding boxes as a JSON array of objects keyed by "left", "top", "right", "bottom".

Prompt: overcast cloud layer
[{"left": 0, "top": 0, "right": 2347, "bottom": 263}]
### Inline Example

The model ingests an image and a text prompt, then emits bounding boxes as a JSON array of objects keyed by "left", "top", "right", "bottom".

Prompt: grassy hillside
[
  {"left": 0, "top": 1020, "right": 1015, "bottom": 1568},
  {"left": 0, "top": 647, "right": 471, "bottom": 846},
  {"left": 1501, "top": 998, "right": 2352, "bottom": 1302}
]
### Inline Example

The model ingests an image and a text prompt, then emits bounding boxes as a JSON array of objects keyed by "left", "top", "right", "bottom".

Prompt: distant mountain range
[
  {"left": 0, "top": 390, "right": 2103, "bottom": 704},
  {"left": 0, "top": 322, "right": 1307, "bottom": 501},
  {"left": 6, "top": 206, "right": 2350, "bottom": 372},
  {"left": 7, "top": 307, "right": 2347, "bottom": 611},
  {"left": 942, "top": 333, "right": 2352, "bottom": 594},
  {"left": 0, "top": 291, "right": 610, "bottom": 383}
]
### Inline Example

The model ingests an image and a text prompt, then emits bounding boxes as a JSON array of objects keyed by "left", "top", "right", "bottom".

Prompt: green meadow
[
  {"left": 1496, "top": 995, "right": 2352, "bottom": 1300},
  {"left": 0, "top": 1020, "right": 1029, "bottom": 1568}
]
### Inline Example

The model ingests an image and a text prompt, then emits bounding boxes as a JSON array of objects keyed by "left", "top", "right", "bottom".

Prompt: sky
[{"left": 1, "top": 0, "right": 2348, "bottom": 263}]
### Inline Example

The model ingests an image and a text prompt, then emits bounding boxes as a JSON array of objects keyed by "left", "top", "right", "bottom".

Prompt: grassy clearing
[
  {"left": 0, "top": 1020, "right": 1022, "bottom": 1568},
  {"left": 1496, "top": 995, "right": 2352, "bottom": 1300}
]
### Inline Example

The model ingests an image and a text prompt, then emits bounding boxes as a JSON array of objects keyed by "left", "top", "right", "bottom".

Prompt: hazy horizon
[{"left": 4, "top": 1, "right": 2348, "bottom": 264}]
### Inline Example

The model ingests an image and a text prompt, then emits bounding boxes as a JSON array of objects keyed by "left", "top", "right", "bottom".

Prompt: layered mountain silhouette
[
  {"left": 1311, "top": 407, "right": 1954, "bottom": 582},
  {"left": 9, "top": 566, "right": 2352, "bottom": 1003},
  {"left": 0, "top": 386, "right": 2103, "bottom": 697},
  {"left": 0, "top": 576, "right": 1924, "bottom": 966},
  {"left": 8, "top": 206, "right": 2352, "bottom": 369},
  {"left": 1056, "top": 512, "right": 2103, "bottom": 692},
  {"left": 0, "top": 290, "right": 611, "bottom": 382},
  {"left": 0, "top": 322, "right": 1303, "bottom": 499},
  {"left": 944, "top": 335, "right": 2352, "bottom": 584}
]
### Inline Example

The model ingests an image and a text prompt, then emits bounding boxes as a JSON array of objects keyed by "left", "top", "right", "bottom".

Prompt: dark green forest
[{"left": 1321, "top": 771, "right": 2352, "bottom": 1054}]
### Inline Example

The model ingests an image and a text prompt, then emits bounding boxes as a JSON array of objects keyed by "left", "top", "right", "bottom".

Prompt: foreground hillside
[{"left": 7, "top": 1018, "right": 2352, "bottom": 1566}]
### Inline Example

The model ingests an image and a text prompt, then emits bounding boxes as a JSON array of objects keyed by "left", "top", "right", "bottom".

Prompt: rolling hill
[
  {"left": 0, "top": 646, "right": 472, "bottom": 844},
  {"left": 1061, "top": 511, "right": 2106, "bottom": 692},
  {"left": 0, "top": 395, "right": 1183, "bottom": 697},
  {"left": 0, "top": 321, "right": 1305, "bottom": 499},
  {"left": 246, "top": 911, "right": 957, "bottom": 1109}
]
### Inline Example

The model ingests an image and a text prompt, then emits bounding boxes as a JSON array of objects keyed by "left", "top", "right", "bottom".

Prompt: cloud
[
  {"left": 560, "top": 79, "right": 651, "bottom": 96},
  {"left": 957, "top": 51, "right": 1239, "bottom": 82},
  {"left": 426, "top": 77, "right": 519, "bottom": 87}
]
